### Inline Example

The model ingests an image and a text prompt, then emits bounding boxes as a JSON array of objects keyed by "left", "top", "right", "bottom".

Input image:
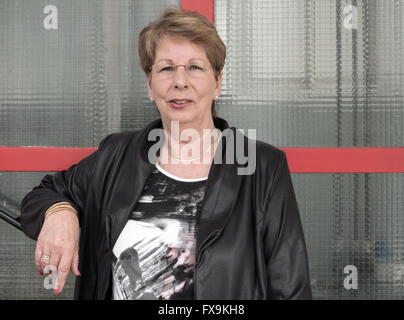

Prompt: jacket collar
[{"left": 108, "top": 116, "right": 244, "bottom": 257}]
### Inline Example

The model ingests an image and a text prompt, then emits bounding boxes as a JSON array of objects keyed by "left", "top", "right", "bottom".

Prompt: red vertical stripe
[{"left": 181, "top": 0, "right": 214, "bottom": 23}]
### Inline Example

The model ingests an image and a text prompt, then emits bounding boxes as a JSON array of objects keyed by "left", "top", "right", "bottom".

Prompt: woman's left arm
[{"left": 261, "top": 150, "right": 312, "bottom": 299}]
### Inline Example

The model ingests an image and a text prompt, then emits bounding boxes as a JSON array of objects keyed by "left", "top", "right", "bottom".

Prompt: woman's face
[{"left": 147, "top": 37, "right": 222, "bottom": 128}]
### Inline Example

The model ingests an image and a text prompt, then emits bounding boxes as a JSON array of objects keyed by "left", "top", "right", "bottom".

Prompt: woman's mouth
[{"left": 169, "top": 99, "right": 193, "bottom": 109}]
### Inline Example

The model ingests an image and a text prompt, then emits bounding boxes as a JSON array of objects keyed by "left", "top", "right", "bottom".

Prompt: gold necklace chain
[{"left": 168, "top": 132, "right": 222, "bottom": 162}]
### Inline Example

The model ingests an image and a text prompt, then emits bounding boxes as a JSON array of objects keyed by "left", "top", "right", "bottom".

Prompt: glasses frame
[{"left": 150, "top": 62, "right": 212, "bottom": 80}]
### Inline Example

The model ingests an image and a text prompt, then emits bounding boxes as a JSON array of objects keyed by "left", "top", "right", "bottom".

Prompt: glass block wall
[
  {"left": 1, "top": 0, "right": 404, "bottom": 300},
  {"left": 0, "top": 0, "right": 179, "bottom": 299},
  {"left": 215, "top": 0, "right": 404, "bottom": 299}
]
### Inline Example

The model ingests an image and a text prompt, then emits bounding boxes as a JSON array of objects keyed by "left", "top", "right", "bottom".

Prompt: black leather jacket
[{"left": 21, "top": 117, "right": 312, "bottom": 300}]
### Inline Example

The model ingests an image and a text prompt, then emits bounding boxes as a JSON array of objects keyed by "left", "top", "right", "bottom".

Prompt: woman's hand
[{"left": 34, "top": 210, "right": 81, "bottom": 294}]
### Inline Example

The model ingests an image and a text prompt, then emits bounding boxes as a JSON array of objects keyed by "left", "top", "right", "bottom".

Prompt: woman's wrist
[{"left": 44, "top": 202, "right": 78, "bottom": 220}]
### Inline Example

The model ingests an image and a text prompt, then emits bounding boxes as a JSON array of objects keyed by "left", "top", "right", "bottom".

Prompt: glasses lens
[
  {"left": 185, "top": 64, "right": 205, "bottom": 78},
  {"left": 153, "top": 63, "right": 209, "bottom": 79}
]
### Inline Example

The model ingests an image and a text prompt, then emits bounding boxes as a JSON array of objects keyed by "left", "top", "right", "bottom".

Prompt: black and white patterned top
[{"left": 112, "top": 163, "right": 207, "bottom": 300}]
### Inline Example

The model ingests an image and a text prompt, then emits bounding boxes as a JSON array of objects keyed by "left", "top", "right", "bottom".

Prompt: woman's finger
[
  {"left": 34, "top": 244, "right": 44, "bottom": 275},
  {"left": 40, "top": 251, "right": 52, "bottom": 275},
  {"left": 48, "top": 248, "right": 61, "bottom": 268},
  {"left": 70, "top": 248, "right": 81, "bottom": 277},
  {"left": 54, "top": 252, "right": 73, "bottom": 294}
]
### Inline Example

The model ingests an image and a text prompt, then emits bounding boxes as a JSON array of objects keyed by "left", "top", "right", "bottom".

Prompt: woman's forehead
[
  {"left": 155, "top": 37, "right": 208, "bottom": 61},
  {"left": 155, "top": 58, "right": 206, "bottom": 64}
]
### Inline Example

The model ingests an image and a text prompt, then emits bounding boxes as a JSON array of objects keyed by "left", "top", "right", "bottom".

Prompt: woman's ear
[
  {"left": 147, "top": 74, "right": 153, "bottom": 101},
  {"left": 214, "top": 72, "right": 223, "bottom": 97}
]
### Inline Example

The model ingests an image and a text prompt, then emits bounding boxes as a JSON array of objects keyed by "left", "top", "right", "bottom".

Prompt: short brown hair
[{"left": 138, "top": 8, "right": 226, "bottom": 117}]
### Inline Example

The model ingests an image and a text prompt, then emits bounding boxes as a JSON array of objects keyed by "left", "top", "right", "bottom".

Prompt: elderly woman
[{"left": 21, "top": 8, "right": 312, "bottom": 300}]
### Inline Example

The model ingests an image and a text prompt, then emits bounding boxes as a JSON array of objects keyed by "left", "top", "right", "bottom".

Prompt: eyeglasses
[{"left": 151, "top": 62, "right": 211, "bottom": 80}]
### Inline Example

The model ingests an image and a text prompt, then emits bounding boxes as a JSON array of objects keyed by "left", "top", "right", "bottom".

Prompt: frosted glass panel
[
  {"left": 216, "top": 0, "right": 404, "bottom": 299},
  {"left": 215, "top": 0, "right": 404, "bottom": 147}
]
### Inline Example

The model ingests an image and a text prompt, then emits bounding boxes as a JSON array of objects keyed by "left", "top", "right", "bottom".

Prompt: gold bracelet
[
  {"left": 44, "top": 202, "right": 78, "bottom": 220},
  {"left": 45, "top": 204, "right": 77, "bottom": 219}
]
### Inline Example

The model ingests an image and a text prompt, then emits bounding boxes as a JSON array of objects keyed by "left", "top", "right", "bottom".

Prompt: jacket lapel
[
  {"left": 195, "top": 124, "right": 245, "bottom": 257},
  {"left": 108, "top": 119, "right": 162, "bottom": 250}
]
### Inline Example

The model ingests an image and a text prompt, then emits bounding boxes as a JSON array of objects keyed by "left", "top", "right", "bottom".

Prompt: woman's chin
[
  {"left": 164, "top": 111, "right": 198, "bottom": 124},
  {"left": 160, "top": 105, "right": 212, "bottom": 126}
]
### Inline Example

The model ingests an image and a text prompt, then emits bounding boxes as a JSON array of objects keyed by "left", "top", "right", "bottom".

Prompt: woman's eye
[
  {"left": 160, "top": 66, "right": 175, "bottom": 72},
  {"left": 189, "top": 65, "right": 202, "bottom": 71}
]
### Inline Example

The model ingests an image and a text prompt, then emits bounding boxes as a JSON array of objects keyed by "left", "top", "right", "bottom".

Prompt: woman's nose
[{"left": 173, "top": 66, "right": 189, "bottom": 89}]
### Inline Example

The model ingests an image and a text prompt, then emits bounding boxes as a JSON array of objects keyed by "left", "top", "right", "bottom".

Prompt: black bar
[{"left": 0, "top": 204, "right": 22, "bottom": 230}]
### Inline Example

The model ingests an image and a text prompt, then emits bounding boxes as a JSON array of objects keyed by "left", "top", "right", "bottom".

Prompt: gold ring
[{"left": 41, "top": 255, "right": 50, "bottom": 261}]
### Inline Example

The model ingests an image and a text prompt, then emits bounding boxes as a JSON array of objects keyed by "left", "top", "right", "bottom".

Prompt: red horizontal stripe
[
  {"left": 1, "top": 147, "right": 404, "bottom": 173},
  {"left": 0, "top": 147, "right": 97, "bottom": 172},
  {"left": 280, "top": 147, "right": 404, "bottom": 173},
  {"left": 181, "top": 0, "right": 214, "bottom": 23}
]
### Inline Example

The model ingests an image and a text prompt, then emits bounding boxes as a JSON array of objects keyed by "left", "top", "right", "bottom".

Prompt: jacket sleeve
[
  {"left": 20, "top": 136, "right": 109, "bottom": 241},
  {"left": 261, "top": 150, "right": 312, "bottom": 299}
]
